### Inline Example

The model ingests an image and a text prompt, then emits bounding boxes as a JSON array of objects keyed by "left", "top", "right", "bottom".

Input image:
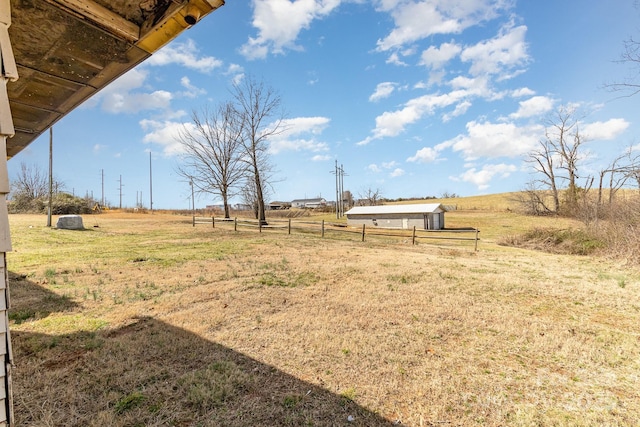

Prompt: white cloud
[
  {"left": 147, "top": 39, "right": 223, "bottom": 72},
  {"left": 103, "top": 90, "right": 173, "bottom": 114},
  {"left": 452, "top": 163, "right": 518, "bottom": 190},
  {"left": 390, "top": 168, "right": 405, "bottom": 177},
  {"left": 419, "top": 41, "right": 462, "bottom": 69},
  {"left": 443, "top": 100, "right": 472, "bottom": 122},
  {"left": 86, "top": 69, "right": 171, "bottom": 114},
  {"left": 241, "top": 0, "right": 342, "bottom": 59},
  {"left": 460, "top": 23, "right": 529, "bottom": 78},
  {"left": 311, "top": 154, "right": 332, "bottom": 161},
  {"left": 368, "top": 161, "right": 401, "bottom": 174},
  {"left": 178, "top": 77, "right": 207, "bottom": 99},
  {"left": 407, "top": 146, "right": 441, "bottom": 163},
  {"left": 270, "top": 138, "right": 329, "bottom": 154},
  {"left": 140, "top": 119, "right": 190, "bottom": 156},
  {"left": 376, "top": 0, "right": 511, "bottom": 51},
  {"left": 580, "top": 118, "right": 629, "bottom": 140},
  {"left": 358, "top": 89, "right": 471, "bottom": 144},
  {"left": 386, "top": 52, "right": 408, "bottom": 66},
  {"left": 269, "top": 116, "right": 331, "bottom": 154},
  {"left": 509, "top": 95, "right": 554, "bottom": 119},
  {"left": 440, "top": 120, "right": 543, "bottom": 160},
  {"left": 382, "top": 161, "right": 399, "bottom": 169},
  {"left": 280, "top": 116, "right": 331, "bottom": 135},
  {"left": 224, "top": 64, "right": 245, "bottom": 84},
  {"left": 511, "top": 87, "right": 536, "bottom": 98},
  {"left": 369, "top": 82, "right": 397, "bottom": 102}
]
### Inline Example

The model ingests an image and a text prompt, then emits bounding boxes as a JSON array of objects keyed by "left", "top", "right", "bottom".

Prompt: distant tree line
[{"left": 9, "top": 163, "right": 98, "bottom": 214}]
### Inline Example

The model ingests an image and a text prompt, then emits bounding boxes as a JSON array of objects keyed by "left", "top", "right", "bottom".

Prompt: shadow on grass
[
  {"left": 8, "top": 271, "right": 79, "bottom": 324},
  {"left": 12, "top": 319, "right": 395, "bottom": 426}
]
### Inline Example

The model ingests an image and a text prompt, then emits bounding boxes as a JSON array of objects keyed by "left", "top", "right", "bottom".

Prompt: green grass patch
[{"left": 114, "top": 392, "right": 145, "bottom": 414}]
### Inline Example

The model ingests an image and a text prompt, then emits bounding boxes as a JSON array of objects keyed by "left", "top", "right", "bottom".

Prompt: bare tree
[
  {"left": 525, "top": 137, "right": 561, "bottom": 213},
  {"left": 607, "top": 34, "right": 640, "bottom": 97},
  {"left": 10, "top": 163, "right": 65, "bottom": 213},
  {"left": 232, "top": 76, "right": 285, "bottom": 224},
  {"left": 358, "top": 187, "right": 383, "bottom": 206},
  {"left": 525, "top": 106, "right": 587, "bottom": 214},
  {"left": 175, "top": 103, "right": 245, "bottom": 218},
  {"left": 516, "top": 181, "right": 555, "bottom": 215},
  {"left": 597, "top": 146, "right": 640, "bottom": 207},
  {"left": 11, "top": 162, "right": 64, "bottom": 199}
]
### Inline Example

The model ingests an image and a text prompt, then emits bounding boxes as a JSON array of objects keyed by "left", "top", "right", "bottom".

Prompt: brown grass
[{"left": 6, "top": 210, "right": 640, "bottom": 426}]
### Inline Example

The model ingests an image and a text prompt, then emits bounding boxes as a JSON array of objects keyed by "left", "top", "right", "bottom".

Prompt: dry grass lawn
[{"left": 5, "top": 210, "right": 640, "bottom": 426}]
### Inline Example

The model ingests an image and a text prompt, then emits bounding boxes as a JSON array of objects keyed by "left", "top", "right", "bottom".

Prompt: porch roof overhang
[{"left": 4, "top": 0, "right": 224, "bottom": 158}]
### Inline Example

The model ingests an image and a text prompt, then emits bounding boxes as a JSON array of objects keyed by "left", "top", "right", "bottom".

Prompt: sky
[{"left": 8, "top": 0, "right": 640, "bottom": 209}]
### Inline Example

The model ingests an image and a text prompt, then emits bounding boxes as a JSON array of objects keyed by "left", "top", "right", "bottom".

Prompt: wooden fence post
[
  {"left": 212, "top": 216, "right": 215, "bottom": 228},
  {"left": 192, "top": 215, "right": 195, "bottom": 227},
  {"left": 234, "top": 217, "right": 237, "bottom": 232},
  {"left": 288, "top": 218, "right": 291, "bottom": 235},
  {"left": 475, "top": 229, "right": 479, "bottom": 251},
  {"left": 412, "top": 226, "right": 416, "bottom": 245},
  {"left": 362, "top": 224, "right": 366, "bottom": 242},
  {"left": 321, "top": 220, "right": 325, "bottom": 238},
  {"left": 259, "top": 220, "right": 262, "bottom": 233}
]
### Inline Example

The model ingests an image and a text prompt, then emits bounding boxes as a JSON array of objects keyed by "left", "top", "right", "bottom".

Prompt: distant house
[
  {"left": 233, "top": 203, "right": 252, "bottom": 211},
  {"left": 345, "top": 203, "right": 446, "bottom": 230},
  {"left": 291, "top": 198, "right": 327, "bottom": 209}
]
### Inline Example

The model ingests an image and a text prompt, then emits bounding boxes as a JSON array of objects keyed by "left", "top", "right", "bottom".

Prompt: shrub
[
  {"left": 8, "top": 193, "right": 96, "bottom": 215},
  {"left": 498, "top": 227, "right": 603, "bottom": 255}
]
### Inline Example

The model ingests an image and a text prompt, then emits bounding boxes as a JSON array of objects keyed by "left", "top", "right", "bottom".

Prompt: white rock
[{"left": 56, "top": 215, "right": 84, "bottom": 230}]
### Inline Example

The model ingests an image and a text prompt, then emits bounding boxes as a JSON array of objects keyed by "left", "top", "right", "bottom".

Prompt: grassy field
[{"left": 5, "top": 204, "right": 640, "bottom": 426}]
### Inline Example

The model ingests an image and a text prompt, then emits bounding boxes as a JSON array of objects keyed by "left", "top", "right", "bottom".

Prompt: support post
[
  {"left": 412, "top": 226, "right": 416, "bottom": 245},
  {"left": 47, "top": 127, "right": 52, "bottom": 227},
  {"left": 212, "top": 216, "right": 215, "bottom": 228},
  {"left": 0, "top": 2, "right": 18, "bottom": 421},
  {"left": 321, "top": 220, "right": 324, "bottom": 238},
  {"left": 234, "top": 217, "right": 237, "bottom": 232},
  {"left": 362, "top": 224, "right": 365, "bottom": 242},
  {"left": 475, "top": 229, "right": 479, "bottom": 252},
  {"left": 288, "top": 218, "right": 291, "bottom": 235}
]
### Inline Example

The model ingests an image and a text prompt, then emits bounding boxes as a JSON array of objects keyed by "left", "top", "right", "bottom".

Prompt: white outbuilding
[{"left": 345, "top": 203, "right": 446, "bottom": 230}]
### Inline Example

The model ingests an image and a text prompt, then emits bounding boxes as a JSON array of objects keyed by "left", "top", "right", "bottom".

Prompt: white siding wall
[{"left": 346, "top": 212, "right": 445, "bottom": 230}]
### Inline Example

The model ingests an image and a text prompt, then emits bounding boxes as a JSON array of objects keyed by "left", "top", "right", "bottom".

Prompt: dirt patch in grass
[{"left": 6, "top": 212, "right": 640, "bottom": 426}]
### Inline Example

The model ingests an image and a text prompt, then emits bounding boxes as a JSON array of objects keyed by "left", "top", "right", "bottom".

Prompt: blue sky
[{"left": 8, "top": 0, "right": 640, "bottom": 209}]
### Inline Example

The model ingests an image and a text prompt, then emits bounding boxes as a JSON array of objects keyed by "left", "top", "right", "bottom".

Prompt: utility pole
[
  {"left": 334, "top": 160, "right": 339, "bottom": 219},
  {"left": 149, "top": 151, "right": 153, "bottom": 213},
  {"left": 118, "top": 175, "right": 124, "bottom": 209},
  {"left": 101, "top": 169, "right": 104, "bottom": 207},
  {"left": 47, "top": 127, "right": 53, "bottom": 227},
  {"left": 331, "top": 161, "right": 347, "bottom": 218},
  {"left": 338, "top": 164, "right": 344, "bottom": 217},
  {"left": 190, "top": 179, "right": 195, "bottom": 223}
]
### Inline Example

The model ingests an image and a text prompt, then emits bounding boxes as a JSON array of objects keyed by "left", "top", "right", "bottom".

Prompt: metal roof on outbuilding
[{"left": 345, "top": 203, "right": 445, "bottom": 215}]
